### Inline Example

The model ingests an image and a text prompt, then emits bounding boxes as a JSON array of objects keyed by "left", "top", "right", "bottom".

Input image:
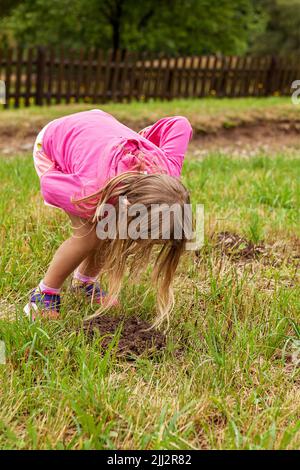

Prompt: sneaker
[
  {"left": 71, "top": 278, "right": 118, "bottom": 307},
  {"left": 24, "top": 287, "right": 61, "bottom": 320}
]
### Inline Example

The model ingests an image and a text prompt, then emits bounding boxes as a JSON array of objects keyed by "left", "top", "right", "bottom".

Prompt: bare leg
[
  {"left": 28, "top": 213, "right": 119, "bottom": 317},
  {"left": 43, "top": 213, "right": 100, "bottom": 288},
  {"left": 75, "top": 246, "right": 104, "bottom": 278}
]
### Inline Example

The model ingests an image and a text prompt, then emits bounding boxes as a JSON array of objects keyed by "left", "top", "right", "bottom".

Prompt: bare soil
[
  {"left": 1, "top": 118, "right": 300, "bottom": 156},
  {"left": 215, "top": 231, "right": 300, "bottom": 264},
  {"left": 215, "top": 231, "right": 266, "bottom": 261},
  {"left": 83, "top": 315, "right": 166, "bottom": 358},
  {"left": 190, "top": 120, "right": 300, "bottom": 156},
  {"left": 194, "top": 231, "right": 300, "bottom": 268}
]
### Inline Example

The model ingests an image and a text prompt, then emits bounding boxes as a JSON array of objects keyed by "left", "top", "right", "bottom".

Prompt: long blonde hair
[{"left": 73, "top": 172, "right": 191, "bottom": 328}]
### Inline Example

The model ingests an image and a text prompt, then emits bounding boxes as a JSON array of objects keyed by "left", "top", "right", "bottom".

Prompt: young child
[{"left": 25, "top": 109, "right": 193, "bottom": 326}]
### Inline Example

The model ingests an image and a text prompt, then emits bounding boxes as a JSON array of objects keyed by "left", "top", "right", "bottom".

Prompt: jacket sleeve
[
  {"left": 139, "top": 116, "right": 193, "bottom": 176},
  {"left": 40, "top": 169, "right": 85, "bottom": 217}
]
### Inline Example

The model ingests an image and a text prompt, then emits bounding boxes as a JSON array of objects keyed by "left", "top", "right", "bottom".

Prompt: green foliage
[
  {"left": 0, "top": 0, "right": 264, "bottom": 54},
  {"left": 0, "top": 0, "right": 22, "bottom": 19},
  {"left": 251, "top": 0, "right": 300, "bottom": 56}
]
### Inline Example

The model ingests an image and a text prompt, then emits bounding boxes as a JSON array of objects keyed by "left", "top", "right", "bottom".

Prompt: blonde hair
[{"left": 74, "top": 172, "right": 191, "bottom": 329}]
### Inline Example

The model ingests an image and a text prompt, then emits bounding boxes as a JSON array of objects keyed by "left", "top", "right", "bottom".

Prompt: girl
[{"left": 25, "top": 109, "right": 193, "bottom": 327}]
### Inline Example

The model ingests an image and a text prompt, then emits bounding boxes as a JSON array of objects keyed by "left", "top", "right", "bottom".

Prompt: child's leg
[
  {"left": 72, "top": 240, "right": 118, "bottom": 307},
  {"left": 72, "top": 247, "right": 119, "bottom": 306},
  {"left": 42, "top": 214, "right": 99, "bottom": 289},
  {"left": 75, "top": 249, "right": 102, "bottom": 280},
  {"left": 25, "top": 214, "right": 100, "bottom": 318}
]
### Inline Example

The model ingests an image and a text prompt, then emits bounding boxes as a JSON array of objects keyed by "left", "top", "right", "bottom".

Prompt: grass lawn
[{"left": 0, "top": 98, "right": 300, "bottom": 449}]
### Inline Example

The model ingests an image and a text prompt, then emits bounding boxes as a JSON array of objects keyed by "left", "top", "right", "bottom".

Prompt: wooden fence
[{"left": 0, "top": 48, "right": 299, "bottom": 108}]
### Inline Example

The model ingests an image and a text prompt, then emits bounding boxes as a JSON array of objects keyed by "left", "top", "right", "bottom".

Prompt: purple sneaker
[
  {"left": 71, "top": 279, "right": 119, "bottom": 306},
  {"left": 24, "top": 287, "right": 61, "bottom": 320}
]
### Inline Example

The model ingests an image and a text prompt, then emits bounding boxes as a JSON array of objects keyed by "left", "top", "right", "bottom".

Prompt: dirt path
[
  {"left": 1, "top": 118, "right": 300, "bottom": 156},
  {"left": 190, "top": 120, "right": 300, "bottom": 156}
]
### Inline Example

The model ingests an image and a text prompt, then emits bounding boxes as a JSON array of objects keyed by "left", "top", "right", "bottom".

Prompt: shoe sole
[
  {"left": 23, "top": 302, "right": 38, "bottom": 320},
  {"left": 23, "top": 302, "right": 59, "bottom": 320}
]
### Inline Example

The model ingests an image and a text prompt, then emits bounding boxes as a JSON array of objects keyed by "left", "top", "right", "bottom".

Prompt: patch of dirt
[
  {"left": 0, "top": 137, "right": 33, "bottom": 156},
  {"left": 207, "top": 412, "right": 228, "bottom": 428},
  {"left": 211, "top": 232, "right": 300, "bottom": 269},
  {"left": 83, "top": 315, "right": 166, "bottom": 358},
  {"left": 190, "top": 120, "right": 300, "bottom": 156},
  {"left": 193, "top": 423, "right": 210, "bottom": 450},
  {"left": 215, "top": 231, "right": 266, "bottom": 261},
  {"left": 1, "top": 117, "right": 300, "bottom": 156},
  {"left": 0, "top": 120, "right": 41, "bottom": 156}
]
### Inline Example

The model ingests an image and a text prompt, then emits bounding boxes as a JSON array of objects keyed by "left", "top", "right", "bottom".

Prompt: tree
[
  {"left": 251, "top": 0, "right": 300, "bottom": 56},
  {"left": 0, "top": 0, "right": 266, "bottom": 55},
  {"left": 95, "top": 0, "right": 164, "bottom": 52},
  {"left": 0, "top": 0, "right": 22, "bottom": 18}
]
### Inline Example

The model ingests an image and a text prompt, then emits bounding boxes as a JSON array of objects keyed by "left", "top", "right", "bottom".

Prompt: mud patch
[
  {"left": 83, "top": 315, "right": 166, "bottom": 358},
  {"left": 215, "top": 231, "right": 266, "bottom": 261}
]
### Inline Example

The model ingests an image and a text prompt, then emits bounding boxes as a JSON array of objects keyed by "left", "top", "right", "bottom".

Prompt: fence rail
[{"left": 0, "top": 48, "right": 299, "bottom": 108}]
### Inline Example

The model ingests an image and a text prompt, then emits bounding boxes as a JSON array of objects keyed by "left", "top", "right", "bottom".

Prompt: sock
[
  {"left": 39, "top": 280, "right": 61, "bottom": 295},
  {"left": 73, "top": 270, "right": 98, "bottom": 284}
]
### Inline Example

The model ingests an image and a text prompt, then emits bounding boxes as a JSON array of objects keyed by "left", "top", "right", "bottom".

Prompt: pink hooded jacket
[{"left": 39, "top": 109, "right": 193, "bottom": 218}]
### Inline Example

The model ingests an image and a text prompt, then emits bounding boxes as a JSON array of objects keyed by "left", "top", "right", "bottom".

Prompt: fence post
[
  {"left": 4, "top": 48, "right": 12, "bottom": 109},
  {"left": 35, "top": 46, "right": 46, "bottom": 106},
  {"left": 265, "top": 56, "right": 277, "bottom": 96}
]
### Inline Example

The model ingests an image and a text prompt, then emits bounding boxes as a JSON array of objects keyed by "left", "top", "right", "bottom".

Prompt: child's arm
[{"left": 139, "top": 116, "right": 193, "bottom": 176}]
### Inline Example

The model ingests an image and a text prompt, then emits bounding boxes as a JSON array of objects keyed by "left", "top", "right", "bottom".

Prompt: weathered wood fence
[{"left": 0, "top": 48, "right": 299, "bottom": 108}]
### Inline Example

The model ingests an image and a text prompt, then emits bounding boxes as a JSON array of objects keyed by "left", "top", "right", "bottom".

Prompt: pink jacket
[{"left": 40, "top": 109, "right": 193, "bottom": 217}]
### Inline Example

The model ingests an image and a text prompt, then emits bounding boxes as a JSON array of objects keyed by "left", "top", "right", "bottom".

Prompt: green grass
[{"left": 0, "top": 101, "right": 300, "bottom": 449}]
